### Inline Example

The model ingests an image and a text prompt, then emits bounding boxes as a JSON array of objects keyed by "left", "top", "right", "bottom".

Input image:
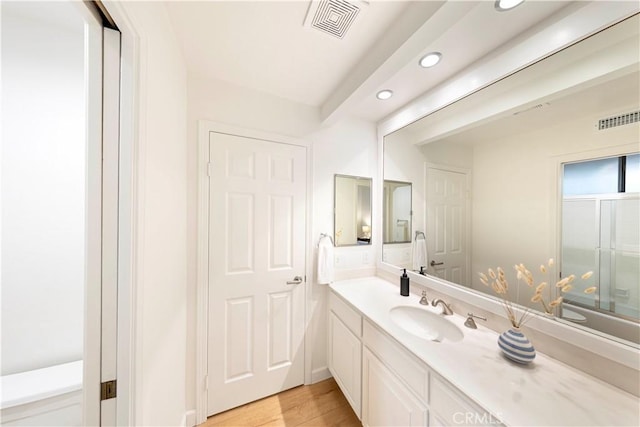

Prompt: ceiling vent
[
  {"left": 598, "top": 110, "right": 640, "bottom": 130},
  {"left": 303, "top": 0, "right": 367, "bottom": 39}
]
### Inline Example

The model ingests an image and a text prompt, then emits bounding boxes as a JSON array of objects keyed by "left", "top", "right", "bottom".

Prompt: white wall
[
  {"left": 1, "top": 9, "right": 84, "bottom": 375},
  {"left": 113, "top": 2, "right": 188, "bottom": 425},
  {"left": 308, "top": 118, "right": 378, "bottom": 378},
  {"left": 421, "top": 140, "right": 473, "bottom": 170},
  {"left": 187, "top": 75, "right": 377, "bottom": 410},
  {"left": 188, "top": 74, "right": 320, "bottom": 138}
]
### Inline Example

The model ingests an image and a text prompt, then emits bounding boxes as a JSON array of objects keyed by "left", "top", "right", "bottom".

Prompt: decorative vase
[{"left": 498, "top": 327, "right": 536, "bottom": 364}]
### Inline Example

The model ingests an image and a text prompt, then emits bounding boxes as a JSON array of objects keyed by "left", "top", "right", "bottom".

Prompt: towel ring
[
  {"left": 319, "top": 233, "right": 335, "bottom": 246},
  {"left": 414, "top": 231, "right": 426, "bottom": 241}
]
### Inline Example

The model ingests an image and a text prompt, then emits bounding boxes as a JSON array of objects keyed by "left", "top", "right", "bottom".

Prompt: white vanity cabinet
[
  {"left": 362, "top": 318, "right": 498, "bottom": 427},
  {"left": 362, "top": 347, "right": 427, "bottom": 426},
  {"left": 329, "top": 279, "right": 639, "bottom": 427},
  {"left": 329, "top": 288, "right": 500, "bottom": 426},
  {"left": 328, "top": 292, "right": 362, "bottom": 418},
  {"left": 362, "top": 319, "right": 428, "bottom": 426},
  {"left": 429, "top": 373, "right": 500, "bottom": 427}
]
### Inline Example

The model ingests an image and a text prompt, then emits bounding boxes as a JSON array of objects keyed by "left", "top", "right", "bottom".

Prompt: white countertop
[{"left": 330, "top": 277, "right": 640, "bottom": 427}]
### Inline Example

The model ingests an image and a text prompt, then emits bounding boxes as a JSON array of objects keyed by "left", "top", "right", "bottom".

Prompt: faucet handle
[
  {"left": 419, "top": 290, "right": 429, "bottom": 305},
  {"left": 464, "top": 313, "right": 487, "bottom": 329}
]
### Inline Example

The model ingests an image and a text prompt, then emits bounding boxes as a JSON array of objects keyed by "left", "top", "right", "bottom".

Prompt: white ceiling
[
  {"left": 166, "top": 0, "right": 411, "bottom": 107},
  {"left": 165, "top": 1, "right": 637, "bottom": 124},
  {"left": 350, "top": 0, "right": 568, "bottom": 122}
]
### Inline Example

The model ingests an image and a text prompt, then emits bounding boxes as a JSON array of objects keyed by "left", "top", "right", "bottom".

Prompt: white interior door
[
  {"left": 426, "top": 166, "right": 470, "bottom": 286},
  {"left": 207, "top": 132, "right": 306, "bottom": 415}
]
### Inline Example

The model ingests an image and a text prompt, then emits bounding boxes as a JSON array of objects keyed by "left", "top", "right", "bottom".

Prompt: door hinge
[{"left": 101, "top": 380, "right": 117, "bottom": 401}]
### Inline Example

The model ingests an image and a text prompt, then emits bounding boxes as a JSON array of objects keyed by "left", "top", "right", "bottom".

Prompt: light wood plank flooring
[{"left": 200, "top": 378, "right": 361, "bottom": 427}]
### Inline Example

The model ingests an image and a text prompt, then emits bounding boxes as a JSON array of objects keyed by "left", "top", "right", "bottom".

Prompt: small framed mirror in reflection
[
  {"left": 383, "top": 180, "right": 412, "bottom": 244},
  {"left": 334, "top": 174, "right": 372, "bottom": 247}
]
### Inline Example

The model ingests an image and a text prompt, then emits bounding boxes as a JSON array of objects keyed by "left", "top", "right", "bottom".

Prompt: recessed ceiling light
[
  {"left": 495, "top": 0, "right": 525, "bottom": 12},
  {"left": 376, "top": 90, "right": 393, "bottom": 100},
  {"left": 419, "top": 52, "right": 442, "bottom": 68}
]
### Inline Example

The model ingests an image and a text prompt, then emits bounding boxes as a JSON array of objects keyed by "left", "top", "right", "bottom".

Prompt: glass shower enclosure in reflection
[{"left": 561, "top": 154, "right": 639, "bottom": 342}]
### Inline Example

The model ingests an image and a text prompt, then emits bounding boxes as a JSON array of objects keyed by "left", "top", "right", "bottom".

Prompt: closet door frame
[{"left": 90, "top": 1, "right": 140, "bottom": 425}]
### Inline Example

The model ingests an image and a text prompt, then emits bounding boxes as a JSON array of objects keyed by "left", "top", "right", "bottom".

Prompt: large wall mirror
[
  {"left": 334, "top": 174, "right": 372, "bottom": 247},
  {"left": 382, "top": 15, "right": 639, "bottom": 346}
]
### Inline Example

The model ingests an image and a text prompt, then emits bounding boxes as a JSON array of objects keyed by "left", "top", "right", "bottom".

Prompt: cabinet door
[
  {"left": 328, "top": 311, "right": 362, "bottom": 417},
  {"left": 430, "top": 374, "right": 502, "bottom": 426},
  {"left": 362, "top": 348, "right": 427, "bottom": 427}
]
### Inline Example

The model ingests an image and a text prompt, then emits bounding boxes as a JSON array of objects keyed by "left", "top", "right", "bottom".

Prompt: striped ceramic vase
[{"left": 498, "top": 327, "right": 536, "bottom": 364}]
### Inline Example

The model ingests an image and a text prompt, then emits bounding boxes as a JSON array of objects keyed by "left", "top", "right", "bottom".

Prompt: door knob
[
  {"left": 286, "top": 276, "right": 303, "bottom": 285},
  {"left": 430, "top": 260, "right": 444, "bottom": 266}
]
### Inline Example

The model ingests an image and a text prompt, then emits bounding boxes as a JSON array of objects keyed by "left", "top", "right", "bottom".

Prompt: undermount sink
[{"left": 389, "top": 306, "right": 463, "bottom": 342}]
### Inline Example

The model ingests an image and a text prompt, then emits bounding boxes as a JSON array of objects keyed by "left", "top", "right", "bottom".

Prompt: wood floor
[{"left": 200, "top": 378, "right": 361, "bottom": 427}]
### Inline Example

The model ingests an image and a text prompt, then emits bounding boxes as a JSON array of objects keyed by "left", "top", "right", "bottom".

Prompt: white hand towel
[
  {"left": 317, "top": 237, "right": 335, "bottom": 285},
  {"left": 412, "top": 237, "right": 428, "bottom": 272}
]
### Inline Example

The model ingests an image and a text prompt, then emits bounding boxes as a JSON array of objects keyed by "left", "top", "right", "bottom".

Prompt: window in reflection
[
  {"left": 563, "top": 154, "right": 640, "bottom": 196},
  {"left": 625, "top": 154, "right": 640, "bottom": 192},
  {"left": 563, "top": 157, "right": 618, "bottom": 195}
]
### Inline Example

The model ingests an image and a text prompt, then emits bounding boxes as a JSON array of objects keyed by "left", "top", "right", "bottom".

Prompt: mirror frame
[
  {"left": 333, "top": 174, "right": 373, "bottom": 247},
  {"left": 373, "top": 8, "right": 640, "bottom": 370}
]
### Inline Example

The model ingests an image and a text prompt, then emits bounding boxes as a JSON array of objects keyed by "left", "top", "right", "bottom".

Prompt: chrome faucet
[
  {"left": 464, "top": 313, "right": 487, "bottom": 329},
  {"left": 419, "top": 290, "right": 429, "bottom": 305},
  {"left": 431, "top": 299, "right": 453, "bottom": 315}
]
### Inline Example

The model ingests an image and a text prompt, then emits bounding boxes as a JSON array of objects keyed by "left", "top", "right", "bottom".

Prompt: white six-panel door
[
  {"left": 207, "top": 132, "right": 306, "bottom": 415},
  {"left": 426, "top": 166, "right": 470, "bottom": 286}
]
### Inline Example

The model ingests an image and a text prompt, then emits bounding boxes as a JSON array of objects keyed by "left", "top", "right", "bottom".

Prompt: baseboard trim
[
  {"left": 182, "top": 409, "right": 196, "bottom": 427},
  {"left": 311, "top": 366, "right": 332, "bottom": 383}
]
